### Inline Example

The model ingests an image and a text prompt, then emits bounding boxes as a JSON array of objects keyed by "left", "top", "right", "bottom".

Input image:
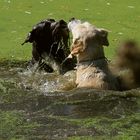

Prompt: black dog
[{"left": 22, "top": 19, "right": 75, "bottom": 73}]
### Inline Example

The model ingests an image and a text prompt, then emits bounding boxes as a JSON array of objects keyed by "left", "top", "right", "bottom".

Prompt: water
[
  {"left": 0, "top": 61, "right": 140, "bottom": 140},
  {"left": 18, "top": 64, "right": 76, "bottom": 93}
]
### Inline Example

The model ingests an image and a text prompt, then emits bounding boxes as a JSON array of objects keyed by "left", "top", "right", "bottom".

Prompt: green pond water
[{"left": 0, "top": 61, "right": 140, "bottom": 140}]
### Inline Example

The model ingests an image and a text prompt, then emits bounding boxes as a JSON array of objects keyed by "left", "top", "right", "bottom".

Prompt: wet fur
[
  {"left": 22, "top": 19, "right": 75, "bottom": 73},
  {"left": 69, "top": 19, "right": 119, "bottom": 90}
]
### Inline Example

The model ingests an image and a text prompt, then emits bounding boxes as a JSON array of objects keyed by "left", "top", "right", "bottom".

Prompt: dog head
[
  {"left": 69, "top": 21, "right": 109, "bottom": 60},
  {"left": 51, "top": 20, "right": 70, "bottom": 50},
  {"left": 22, "top": 19, "right": 55, "bottom": 45}
]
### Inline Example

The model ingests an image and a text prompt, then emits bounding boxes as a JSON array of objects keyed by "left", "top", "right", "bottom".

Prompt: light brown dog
[{"left": 68, "top": 19, "right": 119, "bottom": 90}]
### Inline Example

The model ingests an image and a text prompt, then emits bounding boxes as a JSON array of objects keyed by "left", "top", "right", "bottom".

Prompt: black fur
[{"left": 22, "top": 19, "right": 75, "bottom": 73}]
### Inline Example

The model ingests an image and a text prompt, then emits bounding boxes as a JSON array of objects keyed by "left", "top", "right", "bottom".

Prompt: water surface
[{"left": 0, "top": 61, "right": 140, "bottom": 140}]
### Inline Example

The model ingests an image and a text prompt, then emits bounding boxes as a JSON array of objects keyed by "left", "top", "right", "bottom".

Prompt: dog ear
[
  {"left": 58, "top": 20, "right": 70, "bottom": 48},
  {"left": 52, "top": 22, "right": 60, "bottom": 35},
  {"left": 52, "top": 20, "right": 64, "bottom": 40},
  {"left": 71, "top": 38, "right": 85, "bottom": 55},
  {"left": 52, "top": 20, "right": 70, "bottom": 51},
  {"left": 44, "top": 21, "right": 51, "bottom": 30},
  {"left": 52, "top": 20, "right": 67, "bottom": 36},
  {"left": 97, "top": 29, "right": 109, "bottom": 46}
]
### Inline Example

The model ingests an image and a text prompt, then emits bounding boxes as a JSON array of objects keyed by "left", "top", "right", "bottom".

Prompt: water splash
[{"left": 18, "top": 65, "right": 76, "bottom": 93}]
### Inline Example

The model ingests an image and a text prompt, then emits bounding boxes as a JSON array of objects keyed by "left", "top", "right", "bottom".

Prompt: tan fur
[{"left": 70, "top": 21, "right": 119, "bottom": 90}]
